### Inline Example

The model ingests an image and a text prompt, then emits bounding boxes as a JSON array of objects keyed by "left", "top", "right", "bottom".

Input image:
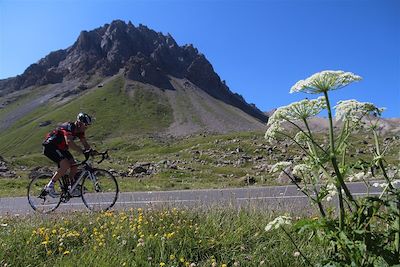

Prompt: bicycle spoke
[
  {"left": 81, "top": 169, "right": 119, "bottom": 212},
  {"left": 27, "top": 177, "right": 62, "bottom": 213}
]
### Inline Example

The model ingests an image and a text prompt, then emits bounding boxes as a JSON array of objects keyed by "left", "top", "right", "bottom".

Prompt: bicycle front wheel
[
  {"left": 27, "top": 176, "right": 62, "bottom": 213},
  {"left": 81, "top": 169, "right": 119, "bottom": 211}
]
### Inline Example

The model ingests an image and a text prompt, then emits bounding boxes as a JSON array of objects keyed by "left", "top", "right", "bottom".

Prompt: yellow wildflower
[{"left": 63, "top": 250, "right": 70, "bottom": 255}]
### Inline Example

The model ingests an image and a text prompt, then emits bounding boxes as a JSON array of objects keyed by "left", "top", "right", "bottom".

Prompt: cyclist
[{"left": 42, "top": 112, "right": 96, "bottom": 197}]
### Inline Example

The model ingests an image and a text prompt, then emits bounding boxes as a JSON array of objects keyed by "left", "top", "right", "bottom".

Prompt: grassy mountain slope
[
  {"left": 0, "top": 75, "right": 173, "bottom": 156},
  {"left": 0, "top": 74, "right": 267, "bottom": 157}
]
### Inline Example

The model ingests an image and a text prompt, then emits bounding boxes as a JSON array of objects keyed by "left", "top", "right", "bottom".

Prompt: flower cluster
[
  {"left": 268, "top": 97, "right": 326, "bottom": 125},
  {"left": 294, "top": 132, "right": 309, "bottom": 146},
  {"left": 264, "top": 123, "right": 284, "bottom": 143},
  {"left": 335, "top": 99, "right": 384, "bottom": 123},
  {"left": 325, "top": 183, "right": 337, "bottom": 202},
  {"left": 348, "top": 172, "right": 370, "bottom": 182},
  {"left": 270, "top": 161, "right": 292, "bottom": 173},
  {"left": 290, "top": 70, "right": 362, "bottom": 94},
  {"left": 265, "top": 97, "right": 326, "bottom": 142},
  {"left": 292, "top": 164, "right": 312, "bottom": 179},
  {"left": 265, "top": 216, "right": 292, "bottom": 232}
]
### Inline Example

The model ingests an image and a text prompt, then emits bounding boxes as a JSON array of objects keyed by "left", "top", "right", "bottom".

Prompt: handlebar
[
  {"left": 96, "top": 150, "right": 109, "bottom": 164},
  {"left": 73, "top": 150, "right": 109, "bottom": 167}
]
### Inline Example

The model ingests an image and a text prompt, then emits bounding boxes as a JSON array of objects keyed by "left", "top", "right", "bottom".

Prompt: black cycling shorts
[{"left": 43, "top": 144, "right": 74, "bottom": 167}]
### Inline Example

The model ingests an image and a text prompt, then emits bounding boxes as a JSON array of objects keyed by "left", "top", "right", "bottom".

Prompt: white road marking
[{"left": 237, "top": 191, "right": 382, "bottom": 201}]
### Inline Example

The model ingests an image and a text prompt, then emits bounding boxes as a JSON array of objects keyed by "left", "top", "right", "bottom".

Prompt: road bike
[{"left": 27, "top": 151, "right": 119, "bottom": 213}]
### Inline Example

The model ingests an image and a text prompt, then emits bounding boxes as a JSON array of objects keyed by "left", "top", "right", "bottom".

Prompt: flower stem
[
  {"left": 372, "top": 128, "right": 399, "bottom": 255},
  {"left": 281, "top": 226, "right": 313, "bottom": 266},
  {"left": 323, "top": 91, "right": 358, "bottom": 203}
]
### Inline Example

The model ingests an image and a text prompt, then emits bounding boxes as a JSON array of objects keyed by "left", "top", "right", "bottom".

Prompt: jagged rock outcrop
[{"left": 0, "top": 20, "right": 267, "bottom": 122}]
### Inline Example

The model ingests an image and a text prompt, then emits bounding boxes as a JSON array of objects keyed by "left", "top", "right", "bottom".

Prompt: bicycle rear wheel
[
  {"left": 27, "top": 176, "right": 62, "bottom": 213},
  {"left": 81, "top": 169, "right": 119, "bottom": 211}
]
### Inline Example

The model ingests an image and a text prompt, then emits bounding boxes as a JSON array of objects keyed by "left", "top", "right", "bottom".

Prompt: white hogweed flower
[
  {"left": 335, "top": 99, "right": 385, "bottom": 123},
  {"left": 270, "top": 161, "right": 292, "bottom": 173},
  {"left": 265, "top": 97, "right": 326, "bottom": 142},
  {"left": 294, "top": 132, "right": 309, "bottom": 146},
  {"left": 325, "top": 183, "right": 337, "bottom": 202},
  {"left": 290, "top": 70, "right": 362, "bottom": 94},
  {"left": 265, "top": 123, "right": 284, "bottom": 142},
  {"left": 267, "top": 97, "right": 326, "bottom": 125},
  {"left": 292, "top": 164, "right": 312, "bottom": 178},
  {"left": 373, "top": 182, "right": 388, "bottom": 188},
  {"left": 348, "top": 172, "right": 365, "bottom": 182},
  {"left": 392, "top": 180, "right": 400, "bottom": 186},
  {"left": 265, "top": 215, "right": 292, "bottom": 232}
]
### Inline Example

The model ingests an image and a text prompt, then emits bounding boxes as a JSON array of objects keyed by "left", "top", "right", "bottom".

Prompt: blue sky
[{"left": 0, "top": 0, "right": 399, "bottom": 117}]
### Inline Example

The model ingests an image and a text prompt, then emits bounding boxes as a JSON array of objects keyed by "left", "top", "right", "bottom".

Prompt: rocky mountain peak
[{"left": 0, "top": 20, "right": 267, "bottom": 122}]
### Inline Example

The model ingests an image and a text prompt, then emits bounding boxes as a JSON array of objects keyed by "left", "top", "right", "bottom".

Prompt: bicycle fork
[{"left": 88, "top": 172, "right": 101, "bottom": 192}]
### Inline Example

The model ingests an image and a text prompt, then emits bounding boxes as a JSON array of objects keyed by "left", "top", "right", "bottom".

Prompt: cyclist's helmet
[{"left": 77, "top": 112, "right": 92, "bottom": 125}]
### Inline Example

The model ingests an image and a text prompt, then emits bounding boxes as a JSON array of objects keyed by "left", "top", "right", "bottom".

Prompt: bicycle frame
[
  {"left": 62, "top": 169, "right": 88, "bottom": 197},
  {"left": 60, "top": 151, "right": 107, "bottom": 199},
  {"left": 28, "top": 150, "right": 118, "bottom": 213}
]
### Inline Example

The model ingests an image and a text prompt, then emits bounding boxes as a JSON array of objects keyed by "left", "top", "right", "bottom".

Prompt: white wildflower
[
  {"left": 335, "top": 99, "right": 384, "bottom": 123},
  {"left": 270, "top": 161, "right": 292, "bottom": 173},
  {"left": 391, "top": 180, "right": 400, "bottom": 186},
  {"left": 265, "top": 97, "right": 326, "bottom": 142},
  {"left": 292, "top": 164, "right": 312, "bottom": 178},
  {"left": 268, "top": 97, "right": 326, "bottom": 125},
  {"left": 290, "top": 70, "right": 362, "bottom": 94},
  {"left": 373, "top": 182, "right": 388, "bottom": 188},
  {"left": 265, "top": 123, "right": 284, "bottom": 142},
  {"left": 293, "top": 251, "right": 301, "bottom": 257},
  {"left": 294, "top": 131, "right": 309, "bottom": 145},
  {"left": 265, "top": 216, "right": 292, "bottom": 232},
  {"left": 348, "top": 172, "right": 365, "bottom": 182},
  {"left": 326, "top": 183, "right": 337, "bottom": 201}
]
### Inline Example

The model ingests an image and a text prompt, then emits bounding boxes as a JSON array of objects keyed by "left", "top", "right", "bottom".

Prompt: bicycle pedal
[{"left": 39, "top": 190, "right": 48, "bottom": 198}]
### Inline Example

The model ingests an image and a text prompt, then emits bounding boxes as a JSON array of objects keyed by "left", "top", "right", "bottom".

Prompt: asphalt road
[{"left": 0, "top": 182, "right": 384, "bottom": 215}]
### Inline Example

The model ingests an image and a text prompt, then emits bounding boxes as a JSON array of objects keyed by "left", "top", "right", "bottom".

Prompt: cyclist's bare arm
[
  {"left": 79, "top": 137, "right": 91, "bottom": 151},
  {"left": 67, "top": 136, "right": 85, "bottom": 154}
]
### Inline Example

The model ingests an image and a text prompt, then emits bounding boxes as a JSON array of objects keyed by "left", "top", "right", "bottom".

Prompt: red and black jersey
[{"left": 43, "top": 122, "right": 85, "bottom": 150}]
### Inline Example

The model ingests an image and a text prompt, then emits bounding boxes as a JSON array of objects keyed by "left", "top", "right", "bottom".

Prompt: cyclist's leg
[
  {"left": 49, "top": 159, "right": 70, "bottom": 184},
  {"left": 43, "top": 145, "right": 71, "bottom": 186},
  {"left": 64, "top": 151, "right": 77, "bottom": 183}
]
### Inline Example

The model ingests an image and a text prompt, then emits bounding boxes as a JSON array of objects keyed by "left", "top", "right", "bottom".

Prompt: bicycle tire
[
  {"left": 81, "top": 169, "right": 119, "bottom": 212},
  {"left": 27, "top": 176, "right": 62, "bottom": 213}
]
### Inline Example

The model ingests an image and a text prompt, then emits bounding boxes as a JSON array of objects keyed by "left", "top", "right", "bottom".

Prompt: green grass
[
  {"left": 0, "top": 178, "right": 28, "bottom": 197},
  {"left": 1, "top": 83, "right": 398, "bottom": 198},
  {"left": 1, "top": 128, "right": 398, "bottom": 197},
  {"left": 0, "top": 208, "right": 324, "bottom": 266},
  {"left": 0, "top": 75, "right": 173, "bottom": 156},
  {"left": 0, "top": 85, "right": 50, "bottom": 119}
]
